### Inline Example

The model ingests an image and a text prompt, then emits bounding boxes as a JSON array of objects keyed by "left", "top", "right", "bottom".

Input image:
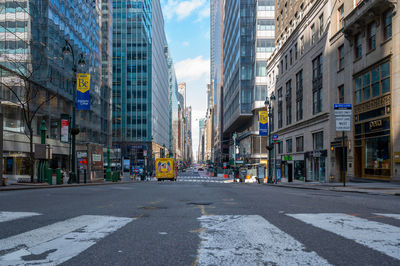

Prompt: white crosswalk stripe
[
  {"left": 0, "top": 215, "right": 134, "bottom": 265},
  {"left": 197, "top": 215, "right": 331, "bottom": 266},
  {"left": 287, "top": 213, "right": 400, "bottom": 261},
  {"left": 374, "top": 213, "right": 400, "bottom": 220},
  {"left": 176, "top": 175, "right": 232, "bottom": 184},
  {"left": 0, "top": 211, "right": 41, "bottom": 223}
]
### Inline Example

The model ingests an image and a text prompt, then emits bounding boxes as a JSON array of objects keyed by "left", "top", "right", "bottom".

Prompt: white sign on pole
[{"left": 336, "top": 116, "right": 351, "bottom": 131}]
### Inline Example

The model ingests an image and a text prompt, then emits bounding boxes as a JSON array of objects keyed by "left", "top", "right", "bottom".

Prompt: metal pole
[
  {"left": 274, "top": 141, "right": 276, "bottom": 181},
  {"left": 342, "top": 131, "right": 346, "bottom": 187},
  {"left": 0, "top": 103, "right": 3, "bottom": 186},
  {"left": 268, "top": 105, "right": 272, "bottom": 183},
  {"left": 71, "top": 73, "right": 76, "bottom": 183}
]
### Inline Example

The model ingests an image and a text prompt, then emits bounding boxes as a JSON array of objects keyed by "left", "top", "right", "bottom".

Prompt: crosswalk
[
  {"left": 0, "top": 211, "right": 399, "bottom": 265},
  {"left": 157, "top": 174, "right": 233, "bottom": 184}
]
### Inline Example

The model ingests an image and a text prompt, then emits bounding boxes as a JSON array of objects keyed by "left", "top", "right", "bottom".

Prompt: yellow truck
[{"left": 155, "top": 158, "right": 177, "bottom": 181}]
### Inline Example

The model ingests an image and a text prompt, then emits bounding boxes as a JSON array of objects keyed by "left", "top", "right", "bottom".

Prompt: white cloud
[
  {"left": 162, "top": 0, "right": 208, "bottom": 21},
  {"left": 175, "top": 56, "right": 210, "bottom": 82},
  {"left": 182, "top": 41, "right": 190, "bottom": 47},
  {"left": 196, "top": 6, "right": 210, "bottom": 21}
]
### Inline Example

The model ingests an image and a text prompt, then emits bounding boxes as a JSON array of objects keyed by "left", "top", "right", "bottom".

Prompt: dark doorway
[{"left": 288, "top": 163, "right": 293, "bottom": 182}]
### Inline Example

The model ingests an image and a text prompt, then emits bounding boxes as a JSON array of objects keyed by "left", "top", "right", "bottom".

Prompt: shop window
[
  {"left": 381, "top": 62, "right": 390, "bottom": 94},
  {"left": 371, "top": 67, "right": 380, "bottom": 97},
  {"left": 383, "top": 9, "right": 392, "bottom": 41},
  {"left": 364, "top": 136, "right": 390, "bottom": 176}
]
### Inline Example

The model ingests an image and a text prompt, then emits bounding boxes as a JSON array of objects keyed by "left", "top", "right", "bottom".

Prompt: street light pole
[
  {"left": 62, "top": 40, "right": 85, "bottom": 183},
  {"left": 265, "top": 93, "right": 275, "bottom": 183}
]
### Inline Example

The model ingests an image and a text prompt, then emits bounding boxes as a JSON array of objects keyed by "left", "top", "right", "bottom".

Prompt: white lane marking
[
  {"left": 0, "top": 212, "right": 41, "bottom": 223},
  {"left": 287, "top": 213, "right": 400, "bottom": 260},
  {"left": 374, "top": 213, "right": 400, "bottom": 220},
  {"left": 0, "top": 215, "right": 134, "bottom": 265},
  {"left": 197, "top": 215, "right": 330, "bottom": 266}
]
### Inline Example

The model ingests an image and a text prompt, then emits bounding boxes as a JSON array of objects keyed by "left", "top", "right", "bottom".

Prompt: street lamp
[
  {"left": 62, "top": 40, "right": 86, "bottom": 183},
  {"left": 265, "top": 92, "right": 276, "bottom": 183}
]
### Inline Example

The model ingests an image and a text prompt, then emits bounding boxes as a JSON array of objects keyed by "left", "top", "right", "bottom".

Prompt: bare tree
[{"left": 0, "top": 55, "right": 57, "bottom": 183}]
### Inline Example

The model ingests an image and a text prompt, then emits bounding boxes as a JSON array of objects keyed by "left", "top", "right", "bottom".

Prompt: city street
[{"left": 0, "top": 172, "right": 399, "bottom": 265}]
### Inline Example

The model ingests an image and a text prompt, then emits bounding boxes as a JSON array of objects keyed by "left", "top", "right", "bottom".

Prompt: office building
[
  {"left": 0, "top": 0, "right": 105, "bottom": 182},
  {"left": 112, "top": 0, "right": 170, "bottom": 171}
]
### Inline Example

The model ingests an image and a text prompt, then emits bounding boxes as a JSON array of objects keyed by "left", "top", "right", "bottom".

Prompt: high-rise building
[
  {"left": 210, "top": 0, "right": 224, "bottom": 162},
  {"left": 0, "top": 0, "right": 105, "bottom": 182},
  {"left": 101, "top": 0, "right": 113, "bottom": 146},
  {"left": 178, "top": 82, "right": 186, "bottom": 110},
  {"left": 112, "top": 0, "right": 170, "bottom": 171}
]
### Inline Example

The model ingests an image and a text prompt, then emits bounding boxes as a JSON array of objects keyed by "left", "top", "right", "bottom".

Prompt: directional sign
[{"left": 336, "top": 116, "right": 351, "bottom": 131}]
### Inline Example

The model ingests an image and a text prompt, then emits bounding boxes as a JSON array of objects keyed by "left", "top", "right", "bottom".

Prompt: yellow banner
[
  {"left": 76, "top": 73, "right": 90, "bottom": 93},
  {"left": 259, "top": 111, "right": 268, "bottom": 124}
]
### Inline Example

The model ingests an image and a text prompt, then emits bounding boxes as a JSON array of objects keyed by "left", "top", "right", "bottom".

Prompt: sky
[{"left": 161, "top": 0, "right": 210, "bottom": 161}]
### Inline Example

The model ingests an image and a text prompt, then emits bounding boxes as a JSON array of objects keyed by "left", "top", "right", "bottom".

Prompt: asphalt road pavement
[{"left": 0, "top": 172, "right": 399, "bottom": 265}]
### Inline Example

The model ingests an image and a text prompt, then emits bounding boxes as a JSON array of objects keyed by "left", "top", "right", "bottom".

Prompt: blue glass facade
[
  {"left": 222, "top": 0, "right": 256, "bottom": 133},
  {"left": 112, "top": 0, "right": 170, "bottom": 165}
]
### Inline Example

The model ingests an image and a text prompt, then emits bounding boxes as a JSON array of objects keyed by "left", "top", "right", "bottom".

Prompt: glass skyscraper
[
  {"left": 0, "top": 0, "right": 106, "bottom": 180},
  {"left": 222, "top": 0, "right": 256, "bottom": 133},
  {"left": 112, "top": 0, "right": 170, "bottom": 169}
]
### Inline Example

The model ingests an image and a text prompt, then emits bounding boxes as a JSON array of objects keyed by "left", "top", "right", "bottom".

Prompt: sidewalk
[
  {"left": 269, "top": 179, "right": 400, "bottom": 196},
  {"left": 0, "top": 180, "right": 137, "bottom": 192}
]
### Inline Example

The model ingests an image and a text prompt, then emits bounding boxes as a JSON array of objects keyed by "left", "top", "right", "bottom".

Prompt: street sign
[
  {"left": 334, "top": 103, "right": 352, "bottom": 132},
  {"left": 336, "top": 116, "right": 351, "bottom": 131},
  {"left": 272, "top": 134, "right": 278, "bottom": 141},
  {"left": 334, "top": 103, "right": 353, "bottom": 116}
]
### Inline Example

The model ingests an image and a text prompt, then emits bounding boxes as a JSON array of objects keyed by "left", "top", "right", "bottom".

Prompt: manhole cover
[{"left": 187, "top": 202, "right": 213, "bottom": 206}]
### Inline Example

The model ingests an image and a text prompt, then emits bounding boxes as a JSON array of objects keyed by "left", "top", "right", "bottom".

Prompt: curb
[
  {"left": 0, "top": 181, "right": 137, "bottom": 192},
  {"left": 268, "top": 184, "right": 400, "bottom": 196}
]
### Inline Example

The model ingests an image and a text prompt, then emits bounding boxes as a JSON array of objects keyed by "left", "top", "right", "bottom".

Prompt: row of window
[
  {"left": 277, "top": 132, "right": 323, "bottom": 154},
  {"left": 353, "top": 10, "right": 392, "bottom": 60}
]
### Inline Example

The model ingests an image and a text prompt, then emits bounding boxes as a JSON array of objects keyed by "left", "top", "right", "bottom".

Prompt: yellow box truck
[{"left": 155, "top": 158, "right": 177, "bottom": 181}]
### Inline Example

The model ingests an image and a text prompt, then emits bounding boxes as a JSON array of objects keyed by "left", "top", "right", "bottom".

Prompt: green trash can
[{"left": 56, "top": 169, "right": 62, "bottom": 185}]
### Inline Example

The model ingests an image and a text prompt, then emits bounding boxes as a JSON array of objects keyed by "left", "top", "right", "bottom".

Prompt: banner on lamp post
[
  {"left": 76, "top": 73, "right": 90, "bottom": 110},
  {"left": 259, "top": 111, "right": 268, "bottom": 136},
  {"left": 60, "top": 115, "right": 69, "bottom": 143}
]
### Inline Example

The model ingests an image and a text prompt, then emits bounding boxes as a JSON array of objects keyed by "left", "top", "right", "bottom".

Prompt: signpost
[{"left": 334, "top": 103, "right": 352, "bottom": 187}]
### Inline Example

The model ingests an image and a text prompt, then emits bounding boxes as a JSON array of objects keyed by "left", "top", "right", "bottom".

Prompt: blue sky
[{"left": 161, "top": 0, "right": 210, "bottom": 157}]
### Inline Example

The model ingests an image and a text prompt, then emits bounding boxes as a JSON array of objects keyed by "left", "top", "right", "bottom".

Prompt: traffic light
[{"left": 266, "top": 145, "right": 273, "bottom": 151}]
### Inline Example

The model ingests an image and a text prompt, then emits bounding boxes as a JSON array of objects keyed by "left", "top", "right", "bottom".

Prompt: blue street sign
[
  {"left": 272, "top": 134, "right": 278, "bottom": 141},
  {"left": 334, "top": 103, "right": 352, "bottom": 109}
]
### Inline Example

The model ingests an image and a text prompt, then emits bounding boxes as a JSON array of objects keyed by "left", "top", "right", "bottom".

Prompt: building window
[
  {"left": 280, "top": 59, "right": 284, "bottom": 74},
  {"left": 257, "top": 19, "right": 275, "bottom": 31},
  {"left": 312, "top": 54, "right": 323, "bottom": 114},
  {"left": 354, "top": 61, "right": 390, "bottom": 104},
  {"left": 278, "top": 141, "right": 283, "bottom": 154},
  {"left": 300, "top": 36, "right": 304, "bottom": 55},
  {"left": 296, "top": 136, "right": 304, "bottom": 152},
  {"left": 289, "top": 49, "right": 293, "bottom": 65},
  {"left": 278, "top": 88, "right": 283, "bottom": 129},
  {"left": 367, "top": 22, "right": 376, "bottom": 51},
  {"left": 338, "top": 85, "right": 344, "bottom": 103},
  {"left": 286, "top": 80, "right": 292, "bottom": 125},
  {"left": 296, "top": 70, "right": 303, "bottom": 121},
  {"left": 338, "top": 4, "right": 344, "bottom": 30},
  {"left": 313, "top": 131, "right": 323, "bottom": 150},
  {"left": 383, "top": 9, "right": 392, "bottom": 41},
  {"left": 256, "top": 61, "right": 267, "bottom": 77},
  {"left": 294, "top": 43, "right": 298, "bottom": 60},
  {"left": 355, "top": 33, "right": 362, "bottom": 59},
  {"left": 338, "top": 45, "right": 344, "bottom": 70},
  {"left": 256, "top": 39, "right": 275, "bottom": 53},
  {"left": 311, "top": 24, "right": 316, "bottom": 44},
  {"left": 285, "top": 55, "right": 288, "bottom": 70},
  {"left": 271, "top": 107, "right": 274, "bottom": 132},
  {"left": 319, "top": 13, "right": 324, "bottom": 36},
  {"left": 286, "top": 138, "right": 292, "bottom": 153}
]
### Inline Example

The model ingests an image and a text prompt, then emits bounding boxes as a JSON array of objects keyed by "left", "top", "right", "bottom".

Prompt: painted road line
[
  {"left": 374, "top": 213, "right": 400, "bottom": 220},
  {"left": 0, "top": 215, "right": 134, "bottom": 265},
  {"left": 287, "top": 213, "right": 400, "bottom": 260},
  {"left": 197, "top": 215, "right": 330, "bottom": 266},
  {"left": 0, "top": 211, "right": 41, "bottom": 223}
]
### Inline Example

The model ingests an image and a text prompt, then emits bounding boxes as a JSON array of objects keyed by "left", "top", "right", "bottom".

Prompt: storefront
[
  {"left": 354, "top": 96, "right": 391, "bottom": 180},
  {"left": 305, "top": 150, "right": 327, "bottom": 182}
]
